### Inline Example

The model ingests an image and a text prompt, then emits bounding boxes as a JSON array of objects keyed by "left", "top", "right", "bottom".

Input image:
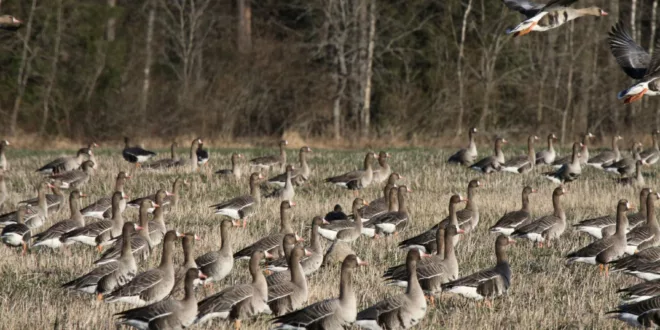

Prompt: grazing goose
[
  {"left": 80, "top": 171, "right": 129, "bottom": 219},
  {"left": 36, "top": 147, "right": 92, "bottom": 174},
  {"left": 196, "top": 220, "right": 234, "bottom": 286},
  {"left": 551, "top": 133, "right": 593, "bottom": 168},
  {"left": 438, "top": 179, "right": 481, "bottom": 232},
  {"left": 608, "top": 21, "right": 660, "bottom": 104},
  {"left": 271, "top": 255, "right": 366, "bottom": 330},
  {"left": 325, "top": 204, "right": 348, "bottom": 222},
  {"left": 566, "top": 199, "right": 631, "bottom": 276},
  {"left": 625, "top": 192, "right": 660, "bottom": 255},
  {"left": 196, "top": 138, "right": 210, "bottom": 167},
  {"left": 60, "top": 191, "right": 126, "bottom": 247},
  {"left": 501, "top": 135, "right": 538, "bottom": 174},
  {"left": 268, "top": 146, "right": 312, "bottom": 187},
  {"left": 250, "top": 139, "right": 288, "bottom": 171},
  {"left": 355, "top": 250, "right": 428, "bottom": 329},
  {"left": 62, "top": 223, "right": 138, "bottom": 295},
  {"left": 318, "top": 198, "right": 369, "bottom": 241},
  {"left": 441, "top": 235, "right": 514, "bottom": 306},
  {"left": 575, "top": 188, "right": 650, "bottom": 239},
  {"left": 640, "top": 129, "right": 660, "bottom": 165},
  {"left": 0, "top": 182, "right": 50, "bottom": 229},
  {"left": 267, "top": 217, "right": 325, "bottom": 277},
  {"left": 503, "top": 0, "right": 607, "bottom": 37},
  {"left": 195, "top": 250, "right": 270, "bottom": 327},
  {"left": 617, "top": 280, "right": 660, "bottom": 304},
  {"left": 607, "top": 296, "right": 660, "bottom": 328},
  {"left": 143, "top": 142, "right": 180, "bottom": 170},
  {"left": 216, "top": 153, "right": 244, "bottom": 180},
  {"left": 587, "top": 135, "right": 623, "bottom": 169},
  {"left": 49, "top": 160, "right": 94, "bottom": 190},
  {"left": 19, "top": 180, "right": 66, "bottom": 214},
  {"left": 616, "top": 160, "right": 646, "bottom": 186},
  {"left": 366, "top": 185, "right": 411, "bottom": 237},
  {"left": 447, "top": 127, "right": 478, "bottom": 166},
  {"left": 490, "top": 186, "right": 536, "bottom": 236},
  {"left": 372, "top": 151, "right": 392, "bottom": 184},
  {"left": 0, "top": 140, "right": 10, "bottom": 170},
  {"left": 267, "top": 245, "right": 309, "bottom": 316},
  {"left": 536, "top": 133, "right": 558, "bottom": 165},
  {"left": 325, "top": 152, "right": 377, "bottom": 193},
  {"left": 398, "top": 195, "right": 466, "bottom": 253},
  {"left": 170, "top": 233, "right": 201, "bottom": 299},
  {"left": 104, "top": 231, "right": 179, "bottom": 306},
  {"left": 604, "top": 142, "right": 643, "bottom": 177},
  {"left": 0, "top": 15, "right": 22, "bottom": 31},
  {"left": 123, "top": 137, "right": 157, "bottom": 166},
  {"left": 511, "top": 186, "right": 567, "bottom": 247},
  {"left": 1, "top": 205, "right": 31, "bottom": 255},
  {"left": 543, "top": 142, "right": 582, "bottom": 184},
  {"left": 471, "top": 137, "right": 507, "bottom": 174},
  {"left": 116, "top": 268, "right": 204, "bottom": 330},
  {"left": 210, "top": 173, "right": 262, "bottom": 227},
  {"left": 233, "top": 201, "right": 297, "bottom": 260},
  {"left": 32, "top": 190, "right": 86, "bottom": 249},
  {"left": 265, "top": 165, "right": 296, "bottom": 201}
]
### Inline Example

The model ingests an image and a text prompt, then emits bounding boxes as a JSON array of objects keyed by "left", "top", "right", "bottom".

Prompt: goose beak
[
  {"left": 457, "top": 228, "right": 465, "bottom": 234},
  {"left": 198, "top": 272, "right": 208, "bottom": 280},
  {"left": 357, "top": 257, "right": 368, "bottom": 266},
  {"left": 194, "top": 234, "right": 201, "bottom": 240},
  {"left": 304, "top": 249, "right": 313, "bottom": 257},
  {"left": 166, "top": 191, "right": 175, "bottom": 196},
  {"left": 322, "top": 218, "right": 330, "bottom": 224},
  {"left": 601, "top": 10, "right": 608, "bottom": 16},
  {"left": 153, "top": 203, "right": 160, "bottom": 208},
  {"left": 135, "top": 225, "right": 144, "bottom": 230},
  {"left": 508, "top": 238, "right": 516, "bottom": 244},
  {"left": 295, "top": 234, "right": 304, "bottom": 242},
  {"left": 363, "top": 201, "right": 369, "bottom": 206}
]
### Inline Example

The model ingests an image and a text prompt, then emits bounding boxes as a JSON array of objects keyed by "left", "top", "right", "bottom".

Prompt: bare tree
[
  {"left": 237, "top": 0, "right": 252, "bottom": 54},
  {"left": 9, "top": 0, "right": 38, "bottom": 136},
  {"left": 360, "top": 0, "right": 375, "bottom": 139},
  {"left": 140, "top": 2, "right": 156, "bottom": 127},
  {"left": 40, "top": 0, "right": 63, "bottom": 136},
  {"left": 456, "top": 0, "right": 473, "bottom": 136}
]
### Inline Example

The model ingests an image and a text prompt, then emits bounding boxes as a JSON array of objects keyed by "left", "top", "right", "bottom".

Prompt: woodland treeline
[{"left": 0, "top": 0, "right": 658, "bottom": 144}]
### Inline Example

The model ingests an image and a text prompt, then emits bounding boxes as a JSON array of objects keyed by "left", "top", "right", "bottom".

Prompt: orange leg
[
  {"left": 97, "top": 245, "right": 103, "bottom": 253},
  {"left": 426, "top": 295, "right": 436, "bottom": 307},
  {"left": 96, "top": 293, "right": 103, "bottom": 301},
  {"left": 242, "top": 219, "right": 247, "bottom": 228},
  {"left": 485, "top": 299, "right": 493, "bottom": 309},
  {"left": 624, "top": 88, "right": 648, "bottom": 104},
  {"left": 605, "top": 264, "right": 610, "bottom": 278},
  {"left": 21, "top": 242, "right": 27, "bottom": 256},
  {"left": 537, "top": 242, "right": 544, "bottom": 248},
  {"left": 234, "top": 319, "right": 242, "bottom": 330},
  {"left": 514, "top": 21, "right": 538, "bottom": 37}
]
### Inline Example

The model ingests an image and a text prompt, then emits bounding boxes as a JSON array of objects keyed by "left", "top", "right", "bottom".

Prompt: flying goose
[
  {"left": 536, "top": 133, "right": 558, "bottom": 165},
  {"left": 511, "top": 186, "right": 567, "bottom": 247},
  {"left": 587, "top": 135, "right": 623, "bottom": 169},
  {"left": 471, "top": 137, "right": 507, "bottom": 173},
  {"left": 503, "top": 0, "right": 607, "bottom": 37},
  {"left": 0, "top": 15, "right": 22, "bottom": 31},
  {"left": 501, "top": 135, "right": 538, "bottom": 174},
  {"left": 490, "top": 186, "right": 536, "bottom": 236},
  {"left": 447, "top": 127, "right": 478, "bottom": 166},
  {"left": 122, "top": 137, "right": 157, "bottom": 166},
  {"left": 250, "top": 139, "right": 288, "bottom": 171},
  {"left": 210, "top": 173, "right": 262, "bottom": 227}
]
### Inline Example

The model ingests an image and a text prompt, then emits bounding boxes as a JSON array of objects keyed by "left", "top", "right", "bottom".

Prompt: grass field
[{"left": 0, "top": 144, "right": 652, "bottom": 329}]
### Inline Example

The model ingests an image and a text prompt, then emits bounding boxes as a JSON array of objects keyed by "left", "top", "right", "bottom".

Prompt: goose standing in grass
[
  {"left": 233, "top": 201, "right": 297, "bottom": 260},
  {"left": 607, "top": 295, "right": 660, "bottom": 327},
  {"left": 566, "top": 199, "right": 631, "bottom": 276},
  {"left": 359, "top": 173, "right": 402, "bottom": 220},
  {"left": 543, "top": 142, "right": 581, "bottom": 184},
  {"left": 122, "top": 137, "right": 157, "bottom": 167},
  {"left": 640, "top": 129, "right": 660, "bottom": 165},
  {"left": 250, "top": 139, "right": 288, "bottom": 172},
  {"left": 490, "top": 186, "right": 536, "bottom": 236},
  {"left": 147, "top": 190, "right": 170, "bottom": 246},
  {"left": 0, "top": 140, "right": 10, "bottom": 170},
  {"left": 60, "top": 191, "right": 125, "bottom": 247},
  {"left": 441, "top": 235, "right": 514, "bottom": 307},
  {"left": 503, "top": 0, "right": 607, "bottom": 37},
  {"left": 0, "top": 15, "right": 22, "bottom": 31},
  {"left": 398, "top": 194, "right": 466, "bottom": 253},
  {"left": 575, "top": 188, "right": 650, "bottom": 240},
  {"left": 143, "top": 142, "right": 179, "bottom": 170},
  {"left": 104, "top": 231, "right": 179, "bottom": 306},
  {"left": 318, "top": 198, "right": 369, "bottom": 241},
  {"left": 447, "top": 127, "right": 478, "bottom": 166},
  {"left": 0, "top": 181, "right": 50, "bottom": 229},
  {"left": 471, "top": 137, "right": 506, "bottom": 174},
  {"left": 170, "top": 233, "right": 200, "bottom": 299},
  {"left": 325, "top": 152, "right": 377, "bottom": 194},
  {"left": 610, "top": 245, "right": 660, "bottom": 277},
  {"left": 536, "top": 133, "right": 558, "bottom": 165},
  {"left": 32, "top": 190, "right": 85, "bottom": 249},
  {"left": 216, "top": 153, "right": 244, "bottom": 180},
  {"left": 49, "top": 160, "right": 95, "bottom": 190},
  {"left": 552, "top": 133, "right": 593, "bottom": 168},
  {"left": 372, "top": 151, "right": 392, "bottom": 184},
  {"left": 587, "top": 135, "right": 623, "bottom": 169},
  {"left": 1, "top": 205, "right": 31, "bottom": 255},
  {"left": 608, "top": 21, "right": 660, "bottom": 104},
  {"left": 211, "top": 173, "right": 262, "bottom": 227},
  {"left": 438, "top": 179, "right": 481, "bottom": 232},
  {"left": 625, "top": 192, "right": 660, "bottom": 255},
  {"left": 36, "top": 147, "right": 92, "bottom": 174},
  {"left": 500, "top": 135, "right": 538, "bottom": 174},
  {"left": 0, "top": 170, "right": 7, "bottom": 211},
  {"left": 128, "top": 178, "right": 186, "bottom": 212},
  {"left": 173, "top": 137, "right": 202, "bottom": 171},
  {"left": 267, "top": 245, "right": 309, "bottom": 316},
  {"left": 116, "top": 268, "right": 204, "bottom": 330},
  {"left": 616, "top": 279, "right": 660, "bottom": 304},
  {"left": 19, "top": 180, "right": 66, "bottom": 214},
  {"left": 615, "top": 160, "right": 646, "bottom": 186},
  {"left": 265, "top": 165, "right": 296, "bottom": 201},
  {"left": 604, "top": 142, "right": 644, "bottom": 177},
  {"left": 265, "top": 234, "right": 299, "bottom": 283},
  {"left": 195, "top": 250, "right": 270, "bottom": 328},
  {"left": 80, "top": 171, "right": 129, "bottom": 219},
  {"left": 268, "top": 146, "right": 312, "bottom": 187},
  {"left": 355, "top": 249, "right": 428, "bottom": 330},
  {"left": 271, "top": 254, "right": 366, "bottom": 330},
  {"left": 366, "top": 185, "right": 411, "bottom": 237},
  {"left": 196, "top": 138, "right": 210, "bottom": 167},
  {"left": 196, "top": 220, "right": 234, "bottom": 287},
  {"left": 268, "top": 216, "right": 325, "bottom": 277},
  {"left": 511, "top": 186, "right": 566, "bottom": 247},
  {"left": 62, "top": 223, "right": 138, "bottom": 296}
]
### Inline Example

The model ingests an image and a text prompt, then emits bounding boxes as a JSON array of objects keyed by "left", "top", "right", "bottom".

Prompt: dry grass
[{"left": 0, "top": 144, "right": 652, "bottom": 329}]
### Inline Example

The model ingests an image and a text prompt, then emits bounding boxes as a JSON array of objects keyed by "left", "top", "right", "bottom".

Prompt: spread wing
[
  {"left": 501, "top": 0, "right": 544, "bottom": 17},
  {"left": 608, "top": 21, "right": 651, "bottom": 79}
]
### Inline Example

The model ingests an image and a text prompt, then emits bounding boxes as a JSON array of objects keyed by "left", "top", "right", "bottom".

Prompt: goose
[
  {"left": 543, "top": 142, "right": 582, "bottom": 184},
  {"left": 625, "top": 191, "right": 660, "bottom": 255},
  {"left": 265, "top": 165, "right": 296, "bottom": 201},
  {"left": 62, "top": 222, "right": 138, "bottom": 295},
  {"left": 566, "top": 199, "right": 631, "bottom": 276},
  {"left": 0, "top": 182, "right": 49, "bottom": 229},
  {"left": 610, "top": 246, "right": 660, "bottom": 282},
  {"left": 32, "top": 190, "right": 86, "bottom": 249},
  {"left": 587, "top": 135, "right": 623, "bottom": 169},
  {"left": 366, "top": 185, "right": 411, "bottom": 237},
  {"left": 0, "top": 170, "right": 7, "bottom": 211},
  {"left": 268, "top": 147, "right": 312, "bottom": 187},
  {"left": 210, "top": 173, "right": 262, "bottom": 227},
  {"left": 608, "top": 21, "right": 660, "bottom": 104},
  {"left": 398, "top": 194, "right": 467, "bottom": 253},
  {"left": 146, "top": 190, "right": 170, "bottom": 246},
  {"left": 536, "top": 133, "right": 558, "bottom": 165},
  {"left": 1, "top": 205, "right": 31, "bottom": 255},
  {"left": 500, "top": 135, "right": 538, "bottom": 174},
  {"left": 170, "top": 233, "right": 201, "bottom": 299},
  {"left": 441, "top": 235, "right": 514, "bottom": 307},
  {"left": 574, "top": 188, "right": 650, "bottom": 239},
  {"left": 196, "top": 220, "right": 234, "bottom": 286},
  {"left": 128, "top": 178, "right": 186, "bottom": 212},
  {"left": 607, "top": 296, "right": 660, "bottom": 328},
  {"left": 447, "top": 127, "right": 478, "bottom": 166},
  {"left": 617, "top": 280, "right": 660, "bottom": 304},
  {"left": 36, "top": 147, "right": 92, "bottom": 174},
  {"left": 640, "top": 129, "right": 660, "bottom": 165},
  {"left": 605, "top": 142, "right": 644, "bottom": 177},
  {"left": 318, "top": 198, "right": 369, "bottom": 241},
  {"left": 19, "top": 180, "right": 66, "bottom": 214},
  {"left": 49, "top": 160, "right": 95, "bottom": 189},
  {"left": 325, "top": 152, "right": 377, "bottom": 193},
  {"left": 123, "top": 137, "right": 157, "bottom": 166},
  {"left": 116, "top": 268, "right": 205, "bottom": 330},
  {"left": 355, "top": 250, "right": 428, "bottom": 329},
  {"left": 267, "top": 245, "right": 309, "bottom": 316},
  {"left": 372, "top": 151, "right": 392, "bottom": 183},
  {"left": 358, "top": 174, "right": 403, "bottom": 220},
  {"left": 0, "top": 140, "right": 9, "bottom": 170},
  {"left": 0, "top": 15, "right": 22, "bottom": 31},
  {"left": 503, "top": 0, "right": 607, "bottom": 37},
  {"left": 511, "top": 186, "right": 567, "bottom": 247},
  {"left": 143, "top": 142, "right": 180, "bottom": 169},
  {"left": 85, "top": 142, "right": 100, "bottom": 169},
  {"left": 196, "top": 138, "right": 210, "bottom": 167},
  {"left": 324, "top": 204, "right": 348, "bottom": 222},
  {"left": 616, "top": 160, "right": 646, "bottom": 186},
  {"left": 265, "top": 234, "right": 299, "bottom": 283},
  {"left": 233, "top": 201, "right": 298, "bottom": 260},
  {"left": 438, "top": 179, "right": 481, "bottom": 232},
  {"left": 250, "top": 139, "right": 288, "bottom": 171},
  {"left": 59, "top": 191, "right": 126, "bottom": 247},
  {"left": 551, "top": 132, "right": 593, "bottom": 168},
  {"left": 80, "top": 171, "right": 130, "bottom": 219},
  {"left": 195, "top": 250, "right": 270, "bottom": 328},
  {"left": 216, "top": 153, "right": 244, "bottom": 180},
  {"left": 471, "top": 137, "right": 507, "bottom": 173},
  {"left": 104, "top": 231, "right": 180, "bottom": 306},
  {"left": 323, "top": 240, "right": 360, "bottom": 267},
  {"left": 490, "top": 186, "right": 536, "bottom": 236},
  {"left": 271, "top": 255, "right": 366, "bottom": 330},
  {"left": 267, "top": 217, "right": 325, "bottom": 277},
  {"left": 172, "top": 137, "right": 202, "bottom": 171}
]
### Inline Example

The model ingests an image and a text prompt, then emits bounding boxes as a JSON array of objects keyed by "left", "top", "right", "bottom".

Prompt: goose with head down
[
  {"left": 122, "top": 137, "right": 157, "bottom": 166},
  {"left": 503, "top": 0, "right": 607, "bottom": 37},
  {"left": 448, "top": 127, "right": 478, "bottom": 166}
]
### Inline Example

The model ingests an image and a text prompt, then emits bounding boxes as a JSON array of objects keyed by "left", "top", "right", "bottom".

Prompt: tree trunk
[
  {"left": 40, "top": 0, "right": 63, "bottom": 136},
  {"left": 237, "top": 0, "right": 252, "bottom": 54},
  {"left": 361, "top": 0, "right": 375, "bottom": 139},
  {"left": 456, "top": 0, "right": 473, "bottom": 136},
  {"left": 107, "top": 0, "right": 117, "bottom": 42},
  {"left": 9, "top": 0, "right": 37, "bottom": 137},
  {"left": 560, "top": 23, "right": 574, "bottom": 144},
  {"left": 140, "top": 3, "right": 156, "bottom": 128}
]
